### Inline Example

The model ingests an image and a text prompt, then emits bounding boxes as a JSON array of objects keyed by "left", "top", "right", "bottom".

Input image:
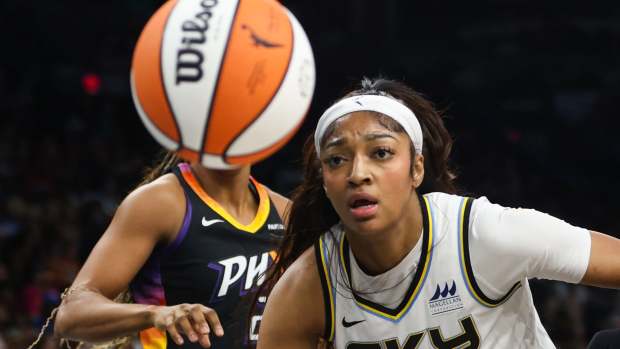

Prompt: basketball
[{"left": 130, "top": 0, "right": 315, "bottom": 169}]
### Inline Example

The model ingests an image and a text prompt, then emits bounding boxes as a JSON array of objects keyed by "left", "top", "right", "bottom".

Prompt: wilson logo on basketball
[
  {"left": 131, "top": 0, "right": 315, "bottom": 169},
  {"left": 176, "top": 0, "right": 219, "bottom": 84}
]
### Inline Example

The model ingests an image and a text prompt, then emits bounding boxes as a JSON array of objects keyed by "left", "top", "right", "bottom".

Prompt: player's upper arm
[
  {"left": 258, "top": 248, "right": 324, "bottom": 349},
  {"left": 469, "top": 197, "right": 591, "bottom": 295},
  {"left": 581, "top": 231, "right": 620, "bottom": 288},
  {"left": 71, "top": 174, "right": 186, "bottom": 299}
]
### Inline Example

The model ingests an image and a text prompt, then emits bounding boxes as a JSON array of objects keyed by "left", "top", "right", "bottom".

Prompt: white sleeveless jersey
[{"left": 314, "top": 193, "right": 557, "bottom": 349}]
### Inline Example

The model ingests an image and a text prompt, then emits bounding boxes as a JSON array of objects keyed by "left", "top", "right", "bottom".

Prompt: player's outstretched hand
[{"left": 152, "top": 303, "right": 224, "bottom": 348}]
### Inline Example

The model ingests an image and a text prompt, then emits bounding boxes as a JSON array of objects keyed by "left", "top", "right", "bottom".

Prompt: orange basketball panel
[
  {"left": 132, "top": 0, "right": 180, "bottom": 142},
  {"left": 177, "top": 147, "right": 200, "bottom": 163},
  {"left": 204, "top": 0, "right": 294, "bottom": 154}
]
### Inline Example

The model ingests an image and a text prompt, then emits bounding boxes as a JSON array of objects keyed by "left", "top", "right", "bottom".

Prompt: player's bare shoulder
[
  {"left": 264, "top": 247, "right": 324, "bottom": 339},
  {"left": 259, "top": 247, "right": 325, "bottom": 348},
  {"left": 265, "top": 186, "right": 291, "bottom": 224},
  {"left": 279, "top": 247, "right": 321, "bottom": 294},
  {"left": 113, "top": 173, "right": 186, "bottom": 243}
]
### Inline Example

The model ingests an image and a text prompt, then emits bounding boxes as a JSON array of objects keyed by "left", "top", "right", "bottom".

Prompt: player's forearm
[{"left": 54, "top": 289, "right": 158, "bottom": 343}]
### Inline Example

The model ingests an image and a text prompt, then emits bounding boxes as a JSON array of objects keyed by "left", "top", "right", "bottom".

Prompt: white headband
[{"left": 314, "top": 94, "right": 423, "bottom": 156}]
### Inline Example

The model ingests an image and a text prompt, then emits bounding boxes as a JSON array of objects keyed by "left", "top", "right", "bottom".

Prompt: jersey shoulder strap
[
  {"left": 458, "top": 196, "right": 522, "bottom": 307},
  {"left": 314, "top": 234, "right": 336, "bottom": 342}
]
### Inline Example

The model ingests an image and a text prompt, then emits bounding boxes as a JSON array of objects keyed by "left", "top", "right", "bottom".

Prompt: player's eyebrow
[
  {"left": 324, "top": 137, "right": 346, "bottom": 150},
  {"left": 323, "top": 132, "right": 397, "bottom": 150},
  {"left": 364, "top": 132, "right": 397, "bottom": 141}
]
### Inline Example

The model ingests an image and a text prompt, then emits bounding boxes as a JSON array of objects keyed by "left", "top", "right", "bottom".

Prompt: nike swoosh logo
[
  {"left": 202, "top": 217, "right": 224, "bottom": 227},
  {"left": 342, "top": 317, "right": 365, "bottom": 328}
]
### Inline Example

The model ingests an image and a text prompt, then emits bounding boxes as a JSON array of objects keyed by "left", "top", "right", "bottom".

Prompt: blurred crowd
[{"left": 1, "top": 0, "right": 620, "bottom": 348}]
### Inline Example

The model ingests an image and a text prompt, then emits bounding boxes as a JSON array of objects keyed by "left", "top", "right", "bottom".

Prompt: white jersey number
[{"left": 346, "top": 316, "right": 480, "bottom": 349}]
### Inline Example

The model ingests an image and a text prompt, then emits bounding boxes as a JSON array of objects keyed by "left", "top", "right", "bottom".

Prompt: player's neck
[
  {"left": 346, "top": 195, "right": 423, "bottom": 276},
  {"left": 191, "top": 164, "right": 258, "bottom": 222}
]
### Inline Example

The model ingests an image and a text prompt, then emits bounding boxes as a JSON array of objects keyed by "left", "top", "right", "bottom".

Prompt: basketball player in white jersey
[{"left": 256, "top": 78, "right": 620, "bottom": 348}]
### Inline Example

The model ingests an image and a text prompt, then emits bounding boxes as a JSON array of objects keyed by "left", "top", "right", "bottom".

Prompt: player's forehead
[{"left": 320, "top": 112, "right": 402, "bottom": 148}]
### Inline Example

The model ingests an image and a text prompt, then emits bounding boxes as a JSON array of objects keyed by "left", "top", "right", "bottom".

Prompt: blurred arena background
[{"left": 1, "top": 0, "right": 619, "bottom": 347}]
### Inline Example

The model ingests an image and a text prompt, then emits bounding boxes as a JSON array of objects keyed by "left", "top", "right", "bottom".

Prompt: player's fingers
[
  {"left": 202, "top": 306, "right": 224, "bottom": 337},
  {"left": 190, "top": 306, "right": 210, "bottom": 335},
  {"left": 175, "top": 309, "right": 198, "bottom": 343},
  {"left": 189, "top": 306, "right": 213, "bottom": 348},
  {"left": 198, "top": 333, "right": 212, "bottom": 348},
  {"left": 166, "top": 321, "right": 184, "bottom": 346}
]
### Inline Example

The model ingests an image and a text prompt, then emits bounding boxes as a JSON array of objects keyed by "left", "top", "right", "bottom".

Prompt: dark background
[{"left": 1, "top": 0, "right": 619, "bottom": 347}]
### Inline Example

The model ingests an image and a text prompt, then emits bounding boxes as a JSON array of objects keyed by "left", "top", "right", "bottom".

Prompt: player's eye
[
  {"left": 373, "top": 147, "right": 394, "bottom": 160},
  {"left": 324, "top": 155, "right": 346, "bottom": 168}
]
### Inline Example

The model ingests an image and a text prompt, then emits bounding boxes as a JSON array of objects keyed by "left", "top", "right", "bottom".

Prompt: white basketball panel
[
  {"left": 161, "top": 0, "right": 240, "bottom": 151},
  {"left": 201, "top": 153, "right": 237, "bottom": 169}
]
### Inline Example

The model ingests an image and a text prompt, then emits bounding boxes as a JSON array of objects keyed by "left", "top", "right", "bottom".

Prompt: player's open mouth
[{"left": 348, "top": 194, "right": 379, "bottom": 219}]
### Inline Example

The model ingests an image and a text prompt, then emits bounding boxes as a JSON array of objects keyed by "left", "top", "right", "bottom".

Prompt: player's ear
[{"left": 412, "top": 154, "right": 424, "bottom": 188}]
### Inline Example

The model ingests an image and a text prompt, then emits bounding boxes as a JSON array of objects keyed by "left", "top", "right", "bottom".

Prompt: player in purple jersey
[{"left": 53, "top": 153, "right": 289, "bottom": 348}]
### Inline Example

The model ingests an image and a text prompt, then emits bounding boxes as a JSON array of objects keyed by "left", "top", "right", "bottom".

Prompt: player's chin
[{"left": 343, "top": 216, "right": 388, "bottom": 237}]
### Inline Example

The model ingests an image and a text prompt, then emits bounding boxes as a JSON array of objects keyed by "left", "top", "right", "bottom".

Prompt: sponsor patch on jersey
[
  {"left": 267, "top": 223, "right": 284, "bottom": 231},
  {"left": 428, "top": 280, "right": 464, "bottom": 316}
]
